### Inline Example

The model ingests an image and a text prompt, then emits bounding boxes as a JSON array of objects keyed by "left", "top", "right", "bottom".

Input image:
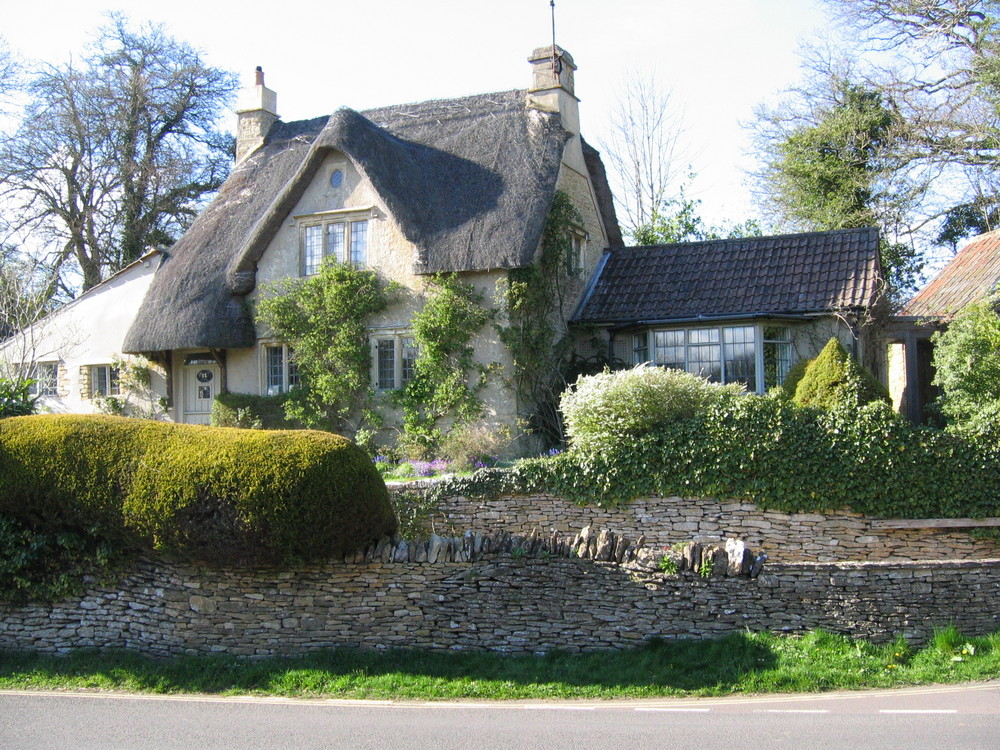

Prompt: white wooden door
[{"left": 183, "top": 360, "right": 220, "bottom": 425}]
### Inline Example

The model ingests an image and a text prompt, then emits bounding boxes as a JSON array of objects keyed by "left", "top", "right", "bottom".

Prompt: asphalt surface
[{"left": 1, "top": 682, "right": 998, "bottom": 749}]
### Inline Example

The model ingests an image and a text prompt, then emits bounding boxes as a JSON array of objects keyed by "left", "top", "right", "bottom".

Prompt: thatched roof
[
  {"left": 574, "top": 227, "right": 883, "bottom": 325},
  {"left": 124, "top": 89, "right": 611, "bottom": 353}
]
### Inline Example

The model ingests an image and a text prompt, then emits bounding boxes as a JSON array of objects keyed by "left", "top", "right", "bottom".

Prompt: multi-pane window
[
  {"left": 632, "top": 332, "right": 649, "bottom": 363},
  {"left": 373, "top": 333, "right": 418, "bottom": 391},
  {"left": 763, "top": 326, "right": 792, "bottom": 390},
  {"left": 723, "top": 326, "right": 755, "bottom": 388},
  {"left": 264, "top": 345, "right": 299, "bottom": 394},
  {"left": 633, "top": 324, "right": 790, "bottom": 392},
  {"left": 27, "top": 362, "right": 58, "bottom": 396},
  {"left": 301, "top": 217, "right": 369, "bottom": 275},
  {"left": 90, "top": 364, "right": 121, "bottom": 398}
]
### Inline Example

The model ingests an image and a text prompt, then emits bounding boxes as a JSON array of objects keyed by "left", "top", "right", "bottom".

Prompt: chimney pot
[{"left": 255, "top": 66, "right": 265, "bottom": 86}]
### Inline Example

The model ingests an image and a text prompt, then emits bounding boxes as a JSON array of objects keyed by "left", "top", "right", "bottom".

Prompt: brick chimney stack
[{"left": 235, "top": 66, "right": 278, "bottom": 165}]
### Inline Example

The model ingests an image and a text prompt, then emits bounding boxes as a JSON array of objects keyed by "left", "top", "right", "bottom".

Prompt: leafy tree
[
  {"left": 764, "top": 2, "right": 1000, "bottom": 255},
  {"left": 931, "top": 297, "right": 1000, "bottom": 424},
  {"left": 0, "top": 14, "right": 237, "bottom": 290},
  {"left": 756, "top": 79, "right": 920, "bottom": 302},
  {"left": 633, "top": 183, "right": 763, "bottom": 245},
  {"left": 255, "top": 261, "right": 393, "bottom": 434}
]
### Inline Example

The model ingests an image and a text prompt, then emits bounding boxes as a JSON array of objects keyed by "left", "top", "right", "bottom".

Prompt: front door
[{"left": 183, "top": 357, "right": 220, "bottom": 425}]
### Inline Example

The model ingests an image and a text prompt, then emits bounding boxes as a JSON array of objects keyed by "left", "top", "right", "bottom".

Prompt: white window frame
[
  {"left": 27, "top": 361, "right": 59, "bottom": 397},
  {"left": 296, "top": 207, "right": 376, "bottom": 275},
  {"left": 370, "top": 331, "right": 418, "bottom": 392},
  {"left": 632, "top": 323, "right": 792, "bottom": 393},
  {"left": 262, "top": 344, "right": 299, "bottom": 395},
  {"left": 90, "top": 364, "right": 121, "bottom": 398}
]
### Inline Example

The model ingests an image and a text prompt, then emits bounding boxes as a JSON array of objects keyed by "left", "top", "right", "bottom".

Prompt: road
[{"left": 1, "top": 683, "right": 998, "bottom": 749}]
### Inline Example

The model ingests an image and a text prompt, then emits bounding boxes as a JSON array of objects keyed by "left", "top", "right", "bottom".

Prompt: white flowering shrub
[{"left": 559, "top": 365, "right": 744, "bottom": 452}]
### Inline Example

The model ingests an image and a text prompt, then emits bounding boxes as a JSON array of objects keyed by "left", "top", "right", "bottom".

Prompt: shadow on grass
[{"left": 0, "top": 633, "right": 779, "bottom": 699}]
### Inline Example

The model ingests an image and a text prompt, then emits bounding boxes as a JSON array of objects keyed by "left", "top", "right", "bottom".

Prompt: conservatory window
[{"left": 633, "top": 324, "right": 791, "bottom": 392}]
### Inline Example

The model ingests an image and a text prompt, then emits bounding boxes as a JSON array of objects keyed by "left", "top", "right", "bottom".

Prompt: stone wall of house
[
  {"left": 2, "top": 528, "right": 998, "bottom": 658},
  {"left": 390, "top": 483, "right": 1000, "bottom": 563}
]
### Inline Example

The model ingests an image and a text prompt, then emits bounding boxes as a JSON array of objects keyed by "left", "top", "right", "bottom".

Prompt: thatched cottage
[{"left": 118, "top": 46, "right": 619, "bottom": 437}]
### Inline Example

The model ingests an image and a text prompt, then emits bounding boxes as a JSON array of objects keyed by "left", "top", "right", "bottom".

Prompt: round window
[{"left": 330, "top": 169, "right": 344, "bottom": 188}]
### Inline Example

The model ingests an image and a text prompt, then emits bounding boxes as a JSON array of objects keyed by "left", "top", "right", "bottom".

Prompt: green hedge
[
  {"left": 211, "top": 392, "right": 300, "bottom": 429},
  {"left": 0, "top": 415, "right": 396, "bottom": 565},
  {"left": 427, "top": 395, "right": 1000, "bottom": 518}
]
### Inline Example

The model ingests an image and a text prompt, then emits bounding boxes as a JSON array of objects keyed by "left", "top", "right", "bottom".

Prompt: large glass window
[
  {"left": 634, "top": 324, "right": 791, "bottom": 392},
  {"left": 723, "top": 325, "right": 755, "bottom": 387}
]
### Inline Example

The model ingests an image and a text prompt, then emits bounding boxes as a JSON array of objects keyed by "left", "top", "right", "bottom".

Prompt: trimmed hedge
[
  {"left": 0, "top": 415, "right": 396, "bottom": 565},
  {"left": 211, "top": 392, "right": 300, "bottom": 429}
]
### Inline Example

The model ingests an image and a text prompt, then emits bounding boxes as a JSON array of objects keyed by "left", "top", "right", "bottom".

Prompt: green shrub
[
  {"left": 439, "top": 422, "right": 509, "bottom": 471},
  {"left": 779, "top": 358, "right": 812, "bottom": 400},
  {"left": 0, "top": 377, "right": 37, "bottom": 418},
  {"left": 0, "top": 514, "right": 126, "bottom": 603},
  {"left": 211, "top": 392, "right": 299, "bottom": 430},
  {"left": 793, "top": 338, "right": 888, "bottom": 409},
  {"left": 931, "top": 299, "right": 1000, "bottom": 425},
  {"left": 0, "top": 415, "right": 396, "bottom": 565},
  {"left": 560, "top": 365, "right": 743, "bottom": 452}
]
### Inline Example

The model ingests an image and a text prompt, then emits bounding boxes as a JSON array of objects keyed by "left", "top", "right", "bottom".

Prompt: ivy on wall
[
  {"left": 496, "top": 190, "right": 584, "bottom": 442},
  {"left": 256, "top": 260, "right": 394, "bottom": 436},
  {"left": 395, "top": 274, "right": 492, "bottom": 457},
  {"left": 422, "top": 394, "right": 1000, "bottom": 520}
]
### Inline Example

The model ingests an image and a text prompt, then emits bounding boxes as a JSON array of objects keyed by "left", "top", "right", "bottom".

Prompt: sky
[{"left": 2, "top": 0, "right": 832, "bottom": 229}]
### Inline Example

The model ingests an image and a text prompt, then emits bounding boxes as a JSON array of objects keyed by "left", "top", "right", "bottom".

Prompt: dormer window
[{"left": 298, "top": 209, "right": 373, "bottom": 275}]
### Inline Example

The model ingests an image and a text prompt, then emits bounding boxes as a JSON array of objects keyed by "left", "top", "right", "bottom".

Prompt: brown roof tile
[{"left": 902, "top": 230, "right": 1000, "bottom": 319}]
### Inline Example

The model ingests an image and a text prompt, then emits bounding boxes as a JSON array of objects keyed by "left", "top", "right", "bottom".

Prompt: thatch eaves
[{"left": 124, "top": 90, "right": 584, "bottom": 354}]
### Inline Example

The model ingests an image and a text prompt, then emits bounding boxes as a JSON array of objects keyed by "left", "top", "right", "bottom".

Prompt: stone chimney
[
  {"left": 235, "top": 66, "right": 278, "bottom": 165},
  {"left": 527, "top": 45, "right": 579, "bottom": 135}
]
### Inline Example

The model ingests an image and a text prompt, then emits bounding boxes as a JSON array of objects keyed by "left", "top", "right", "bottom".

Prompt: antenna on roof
[{"left": 550, "top": 0, "right": 563, "bottom": 77}]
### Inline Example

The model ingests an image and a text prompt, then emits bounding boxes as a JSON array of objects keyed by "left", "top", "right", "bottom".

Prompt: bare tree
[
  {"left": 600, "top": 72, "right": 688, "bottom": 242},
  {"left": 0, "top": 14, "right": 237, "bottom": 291}
]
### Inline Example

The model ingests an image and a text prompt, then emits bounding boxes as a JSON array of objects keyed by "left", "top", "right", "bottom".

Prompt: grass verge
[{"left": 1, "top": 627, "right": 998, "bottom": 700}]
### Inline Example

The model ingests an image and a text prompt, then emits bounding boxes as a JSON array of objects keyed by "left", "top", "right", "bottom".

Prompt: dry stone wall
[
  {"left": 389, "top": 483, "right": 1000, "bottom": 562},
  {"left": 2, "top": 537, "right": 999, "bottom": 658}
]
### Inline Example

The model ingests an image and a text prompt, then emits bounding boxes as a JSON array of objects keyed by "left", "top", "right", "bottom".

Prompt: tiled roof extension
[
  {"left": 575, "top": 227, "right": 882, "bottom": 323},
  {"left": 902, "top": 230, "right": 1000, "bottom": 319}
]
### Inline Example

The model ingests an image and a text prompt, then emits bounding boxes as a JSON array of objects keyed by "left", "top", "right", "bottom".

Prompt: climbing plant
[
  {"left": 395, "top": 274, "right": 492, "bottom": 458},
  {"left": 256, "top": 260, "right": 394, "bottom": 435},
  {"left": 496, "top": 190, "right": 583, "bottom": 443}
]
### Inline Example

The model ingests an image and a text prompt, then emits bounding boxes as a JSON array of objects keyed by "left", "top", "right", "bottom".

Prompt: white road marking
[{"left": 635, "top": 708, "right": 711, "bottom": 713}]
